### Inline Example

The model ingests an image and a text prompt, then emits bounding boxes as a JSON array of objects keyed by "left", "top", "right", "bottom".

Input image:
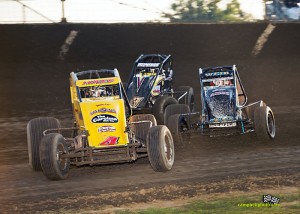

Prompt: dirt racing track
[{"left": 0, "top": 23, "right": 299, "bottom": 213}]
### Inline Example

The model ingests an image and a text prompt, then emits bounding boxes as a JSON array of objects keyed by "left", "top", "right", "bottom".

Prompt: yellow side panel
[
  {"left": 74, "top": 100, "right": 85, "bottom": 127},
  {"left": 80, "top": 99, "right": 129, "bottom": 147},
  {"left": 151, "top": 75, "right": 164, "bottom": 96}
]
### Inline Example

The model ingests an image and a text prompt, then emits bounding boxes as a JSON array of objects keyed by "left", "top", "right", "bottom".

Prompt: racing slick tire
[
  {"left": 176, "top": 86, "right": 195, "bottom": 112},
  {"left": 147, "top": 125, "right": 174, "bottom": 171},
  {"left": 27, "top": 117, "right": 61, "bottom": 171},
  {"left": 152, "top": 96, "right": 178, "bottom": 125},
  {"left": 254, "top": 106, "right": 275, "bottom": 141},
  {"left": 129, "top": 114, "right": 157, "bottom": 142},
  {"left": 167, "top": 114, "right": 191, "bottom": 146},
  {"left": 164, "top": 104, "right": 190, "bottom": 125},
  {"left": 39, "top": 133, "right": 70, "bottom": 180}
]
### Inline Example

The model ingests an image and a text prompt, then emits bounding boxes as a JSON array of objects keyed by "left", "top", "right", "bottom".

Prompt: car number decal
[{"left": 99, "top": 136, "right": 119, "bottom": 145}]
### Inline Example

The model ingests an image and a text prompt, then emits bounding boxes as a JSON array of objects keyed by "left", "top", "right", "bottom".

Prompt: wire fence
[
  {"left": 0, "top": 0, "right": 171, "bottom": 23},
  {"left": 0, "top": 0, "right": 299, "bottom": 24}
]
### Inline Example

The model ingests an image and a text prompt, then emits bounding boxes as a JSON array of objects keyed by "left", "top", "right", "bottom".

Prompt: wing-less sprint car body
[
  {"left": 126, "top": 54, "right": 194, "bottom": 125},
  {"left": 166, "top": 65, "right": 276, "bottom": 143},
  {"left": 27, "top": 69, "right": 174, "bottom": 180}
]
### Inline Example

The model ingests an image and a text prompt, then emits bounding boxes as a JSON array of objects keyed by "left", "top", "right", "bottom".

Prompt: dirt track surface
[{"left": 0, "top": 23, "right": 299, "bottom": 213}]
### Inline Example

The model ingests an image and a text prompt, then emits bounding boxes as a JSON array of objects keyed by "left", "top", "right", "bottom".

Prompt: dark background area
[{"left": 0, "top": 23, "right": 299, "bottom": 119}]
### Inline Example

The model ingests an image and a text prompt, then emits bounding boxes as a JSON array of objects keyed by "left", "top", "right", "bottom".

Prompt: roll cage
[
  {"left": 126, "top": 54, "right": 173, "bottom": 108},
  {"left": 127, "top": 54, "right": 172, "bottom": 85},
  {"left": 70, "top": 69, "right": 132, "bottom": 119}
]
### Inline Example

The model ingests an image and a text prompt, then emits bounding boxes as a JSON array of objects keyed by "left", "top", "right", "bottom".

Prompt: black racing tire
[
  {"left": 176, "top": 86, "right": 195, "bottom": 112},
  {"left": 152, "top": 96, "right": 178, "bottom": 125},
  {"left": 254, "top": 106, "right": 275, "bottom": 141},
  {"left": 245, "top": 101, "right": 267, "bottom": 121},
  {"left": 27, "top": 117, "right": 61, "bottom": 171},
  {"left": 39, "top": 133, "right": 70, "bottom": 180},
  {"left": 164, "top": 104, "right": 190, "bottom": 125},
  {"left": 147, "top": 125, "right": 174, "bottom": 171},
  {"left": 167, "top": 114, "right": 190, "bottom": 146},
  {"left": 129, "top": 114, "right": 157, "bottom": 143}
]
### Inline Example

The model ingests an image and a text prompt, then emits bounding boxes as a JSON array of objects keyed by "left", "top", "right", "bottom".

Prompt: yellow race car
[{"left": 27, "top": 69, "right": 174, "bottom": 180}]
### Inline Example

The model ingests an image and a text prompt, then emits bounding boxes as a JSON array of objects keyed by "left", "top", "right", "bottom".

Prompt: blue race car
[{"left": 166, "top": 65, "right": 275, "bottom": 143}]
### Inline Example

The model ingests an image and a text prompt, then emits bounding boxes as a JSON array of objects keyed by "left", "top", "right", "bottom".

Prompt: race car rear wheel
[
  {"left": 27, "top": 117, "right": 61, "bottom": 171},
  {"left": 129, "top": 114, "right": 157, "bottom": 143},
  {"left": 164, "top": 104, "right": 191, "bottom": 145},
  {"left": 176, "top": 86, "right": 195, "bottom": 112},
  {"left": 254, "top": 106, "right": 275, "bottom": 141},
  {"left": 39, "top": 133, "right": 70, "bottom": 180},
  {"left": 164, "top": 104, "right": 190, "bottom": 125},
  {"left": 152, "top": 96, "right": 178, "bottom": 125},
  {"left": 147, "top": 125, "right": 174, "bottom": 171},
  {"left": 167, "top": 114, "right": 190, "bottom": 145}
]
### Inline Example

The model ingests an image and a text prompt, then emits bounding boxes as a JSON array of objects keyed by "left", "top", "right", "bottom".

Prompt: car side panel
[{"left": 80, "top": 99, "right": 129, "bottom": 147}]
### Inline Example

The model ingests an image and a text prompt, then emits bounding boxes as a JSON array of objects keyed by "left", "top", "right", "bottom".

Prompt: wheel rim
[
  {"left": 267, "top": 110, "right": 275, "bottom": 138},
  {"left": 164, "top": 134, "right": 174, "bottom": 163},
  {"left": 56, "top": 143, "right": 68, "bottom": 170}
]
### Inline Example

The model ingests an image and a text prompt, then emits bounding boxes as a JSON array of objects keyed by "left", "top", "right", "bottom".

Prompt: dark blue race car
[
  {"left": 125, "top": 54, "right": 195, "bottom": 125},
  {"left": 166, "top": 65, "right": 276, "bottom": 143}
]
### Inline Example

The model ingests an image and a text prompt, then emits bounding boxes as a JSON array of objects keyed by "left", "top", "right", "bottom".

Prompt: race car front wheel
[
  {"left": 254, "top": 106, "right": 275, "bottom": 141},
  {"left": 27, "top": 117, "right": 61, "bottom": 171},
  {"left": 167, "top": 114, "right": 191, "bottom": 146},
  {"left": 164, "top": 103, "right": 190, "bottom": 125},
  {"left": 147, "top": 125, "right": 174, "bottom": 171},
  {"left": 39, "top": 133, "right": 70, "bottom": 180}
]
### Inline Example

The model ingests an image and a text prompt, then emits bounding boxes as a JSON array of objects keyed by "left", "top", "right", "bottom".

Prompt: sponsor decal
[
  {"left": 99, "top": 136, "right": 119, "bottom": 146},
  {"left": 96, "top": 103, "right": 109, "bottom": 107},
  {"left": 210, "top": 79, "right": 232, "bottom": 87},
  {"left": 210, "top": 91, "right": 230, "bottom": 97},
  {"left": 137, "top": 63, "right": 160, "bottom": 68},
  {"left": 90, "top": 108, "right": 116, "bottom": 116},
  {"left": 209, "top": 122, "right": 236, "bottom": 128},
  {"left": 98, "top": 126, "right": 116, "bottom": 132},
  {"left": 205, "top": 71, "right": 230, "bottom": 77},
  {"left": 82, "top": 79, "right": 114, "bottom": 85},
  {"left": 152, "top": 85, "right": 161, "bottom": 93},
  {"left": 91, "top": 114, "right": 118, "bottom": 123}
]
